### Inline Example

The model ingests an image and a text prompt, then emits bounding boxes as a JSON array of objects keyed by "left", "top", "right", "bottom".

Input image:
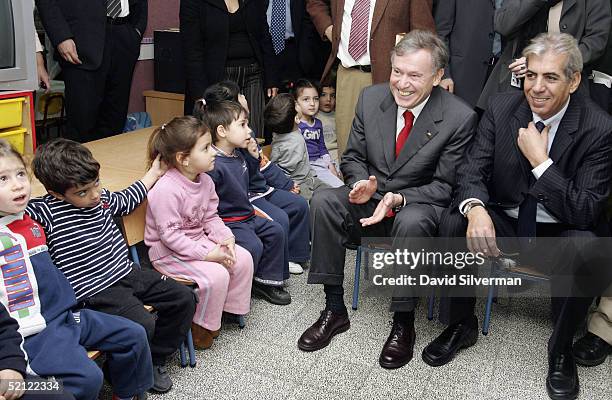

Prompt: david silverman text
[{"left": 372, "top": 274, "right": 522, "bottom": 286}]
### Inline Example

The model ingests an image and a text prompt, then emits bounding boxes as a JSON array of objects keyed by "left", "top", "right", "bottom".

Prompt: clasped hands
[
  {"left": 206, "top": 237, "right": 236, "bottom": 268},
  {"left": 348, "top": 176, "right": 402, "bottom": 227}
]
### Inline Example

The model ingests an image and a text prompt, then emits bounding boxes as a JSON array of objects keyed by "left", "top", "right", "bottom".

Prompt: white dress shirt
[
  {"left": 337, "top": 0, "right": 376, "bottom": 68},
  {"left": 460, "top": 98, "right": 571, "bottom": 223}
]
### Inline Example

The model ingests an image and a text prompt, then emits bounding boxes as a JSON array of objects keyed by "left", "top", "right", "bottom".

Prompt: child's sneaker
[
  {"left": 150, "top": 364, "right": 172, "bottom": 393},
  {"left": 289, "top": 261, "right": 304, "bottom": 274}
]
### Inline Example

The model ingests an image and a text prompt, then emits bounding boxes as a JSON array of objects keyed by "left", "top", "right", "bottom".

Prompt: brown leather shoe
[
  {"left": 297, "top": 310, "right": 350, "bottom": 352},
  {"left": 191, "top": 323, "right": 214, "bottom": 350},
  {"left": 379, "top": 320, "right": 416, "bottom": 369}
]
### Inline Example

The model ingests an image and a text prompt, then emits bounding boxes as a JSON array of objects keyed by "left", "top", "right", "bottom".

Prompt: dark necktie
[
  {"left": 107, "top": 0, "right": 122, "bottom": 18},
  {"left": 270, "top": 0, "right": 286, "bottom": 55},
  {"left": 517, "top": 121, "right": 546, "bottom": 247},
  {"left": 395, "top": 110, "right": 414, "bottom": 158}
]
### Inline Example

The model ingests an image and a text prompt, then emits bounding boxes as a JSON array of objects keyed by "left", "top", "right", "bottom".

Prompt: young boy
[
  {"left": 204, "top": 100, "right": 292, "bottom": 306},
  {"left": 317, "top": 83, "right": 338, "bottom": 164},
  {"left": 26, "top": 139, "right": 196, "bottom": 394},
  {"left": 266, "top": 94, "right": 329, "bottom": 201}
]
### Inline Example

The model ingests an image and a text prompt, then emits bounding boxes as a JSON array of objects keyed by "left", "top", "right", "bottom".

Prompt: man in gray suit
[{"left": 297, "top": 30, "right": 478, "bottom": 369}]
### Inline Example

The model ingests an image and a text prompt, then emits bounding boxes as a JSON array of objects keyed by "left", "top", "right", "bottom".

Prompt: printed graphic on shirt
[{"left": 301, "top": 128, "right": 321, "bottom": 141}]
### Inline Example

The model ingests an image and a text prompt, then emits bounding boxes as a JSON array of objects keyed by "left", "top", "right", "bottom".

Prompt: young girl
[
  {"left": 144, "top": 116, "right": 253, "bottom": 349},
  {"left": 0, "top": 140, "right": 153, "bottom": 400},
  {"left": 294, "top": 79, "right": 343, "bottom": 188},
  {"left": 201, "top": 98, "right": 292, "bottom": 306}
]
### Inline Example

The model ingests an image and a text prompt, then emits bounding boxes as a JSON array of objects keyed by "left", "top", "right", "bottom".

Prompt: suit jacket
[
  {"left": 341, "top": 85, "right": 477, "bottom": 207},
  {"left": 477, "top": 0, "right": 612, "bottom": 109},
  {"left": 36, "top": 0, "right": 147, "bottom": 70},
  {"left": 306, "top": 0, "right": 436, "bottom": 84},
  {"left": 435, "top": 0, "right": 495, "bottom": 108},
  {"left": 457, "top": 92, "right": 612, "bottom": 230},
  {"left": 181, "top": 0, "right": 279, "bottom": 112}
]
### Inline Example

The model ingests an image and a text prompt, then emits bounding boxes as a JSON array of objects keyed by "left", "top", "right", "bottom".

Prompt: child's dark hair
[
  {"left": 193, "top": 81, "right": 241, "bottom": 119},
  {"left": 195, "top": 100, "right": 245, "bottom": 143},
  {"left": 147, "top": 116, "right": 209, "bottom": 169},
  {"left": 264, "top": 93, "right": 297, "bottom": 134},
  {"left": 32, "top": 138, "right": 100, "bottom": 195},
  {"left": 0, "top": 139, "right": 28, "bottom": 178},
  {"left": 292, "top": 79, "right": 319, "bottom": 99}
]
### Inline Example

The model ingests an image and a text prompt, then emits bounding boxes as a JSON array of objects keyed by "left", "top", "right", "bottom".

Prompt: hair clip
[
  {"left": 199, "top": 98, "right": 206, "bottom": 107},
  {"left": 161, "top": 124, "right": 166, "bottom": 130}
]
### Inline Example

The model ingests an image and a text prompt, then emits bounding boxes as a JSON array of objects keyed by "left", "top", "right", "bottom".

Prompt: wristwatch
[{"left": 462, "top": 201, "right": 484, "bottom": 218}]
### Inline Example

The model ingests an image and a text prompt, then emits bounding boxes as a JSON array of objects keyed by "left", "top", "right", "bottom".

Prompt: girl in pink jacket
[{"left": 144, "top": 116, "right": 253, "bottom": 349}]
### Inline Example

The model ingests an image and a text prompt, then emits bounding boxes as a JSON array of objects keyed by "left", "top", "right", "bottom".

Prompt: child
[
  {"left": 26, "top": 139, "right": 196, "bottom": 394},
  {"left": 293, "top": 79, "right": 343, "bottom": 188},
  {"left": 202, "top": 99, "right": 292, "bottom": 305},
  {"left": 266, "top": 94, "right": 329, "bottom": 201},
  {"left": 317, "top": 82, "right": 338, "bottom": 164},
  {"left": 144, "top": 116, "right": 253, "bottom": 349},
  {"left": 0, "top": 140, "right": 152, "bottom": 400},
  {"left": 197, "top": 81, "right": 311, "bottom": 275}
]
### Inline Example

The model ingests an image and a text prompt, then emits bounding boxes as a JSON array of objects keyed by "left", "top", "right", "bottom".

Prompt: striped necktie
[
  {"left": 107, "top": 0, "right": 122, "bottom": 18},
  {"left": 347, "top": 0, "right": 370, "bottom": 61}
]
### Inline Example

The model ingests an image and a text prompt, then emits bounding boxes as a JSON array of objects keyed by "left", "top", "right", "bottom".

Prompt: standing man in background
[
  {"left": 36, "top": 0, "right": 147, "bottom": 142},
  {"left": 306, "top": 0, "right": 435, "bottom": 158}
]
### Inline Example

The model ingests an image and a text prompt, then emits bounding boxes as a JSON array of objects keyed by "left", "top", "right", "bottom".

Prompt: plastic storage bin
[
  {"left": 0, "top": 98, "right": 25, "bottom": 130},
  {"left": 0, "top": 127, "right": 27, "bottom": 154}
]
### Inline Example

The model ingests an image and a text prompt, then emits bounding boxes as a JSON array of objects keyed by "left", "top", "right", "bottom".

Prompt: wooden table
[{"left": 31, "top": 127, "right": 157, "bottom": 247}]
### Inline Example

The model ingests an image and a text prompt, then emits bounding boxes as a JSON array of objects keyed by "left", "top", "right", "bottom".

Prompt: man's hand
[
  {"left": 57, "top": 39, "right": 82, "bottom": 65},
  {"left": 439, "top": 78, "right": 454, "bottom": 93},
  {"left": 0, "top": 369, "right": 25, "bottom": 400},
  {"left": 36, "top": 53, "right": 50, "bottom": 92},
  {"left": 267, "top": 87, "right": 279, "bottom": 98},
  {"left": 517, "top": 122, "right": 550, "bottom": 168},
  {"left": 290, "top": 183, "right": 301, "bottom": 194},
  {"left": 348, "top": 176, "right": 377, "bottom": 204},
  {"left": 141, "top": 154, "right": 168, "bottom": 190},
  {"left": 509, "top": 56, "right": 527, "bottom": 79},
  {"left": 360, "top": 192, "right": 402, "bottom": 227},
  {"left": 466, "top": 207, "right": 500, "bottom": 257},
  {"left": 247, "top": 138, "right": 259, "bottom": 159},
  {"left": 324, "top": 25, "right": 333, "bottom": 42}
]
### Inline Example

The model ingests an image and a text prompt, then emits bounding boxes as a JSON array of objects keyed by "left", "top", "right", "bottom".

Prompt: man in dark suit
[
  {"left": 435, "top": 0, "right": 499, "bottom": 108},
  {"left": 297, "top": 30, "right": 478, "bottom": 369},
  {"left": 306, "top": 0, "right": 435, "bottom": 158},
  {"left": 265, "top": 0, "right": 329, "bottom": 85},
  {"left": 36, "top": 0, "right": 147, "bottom": 142},
  {"left": 422, "top": 33, "right": 612, "bottom": 400}
]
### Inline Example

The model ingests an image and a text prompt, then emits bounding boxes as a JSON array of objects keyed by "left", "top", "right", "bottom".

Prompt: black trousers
[
  {"left": 307, "top": 186, "right": 442, "bottom": 312},
  {"left": 84, "top": 269, "right": 196, "bottom": 365},
  {"left": 62, "top": 22, "right": 141, "bottom": 142},
  {"left": 438, "top": 205, "right": 610, "bottom": 354},
  {"left": 590, "top": 81, "right": 612, "bottom": 114}
]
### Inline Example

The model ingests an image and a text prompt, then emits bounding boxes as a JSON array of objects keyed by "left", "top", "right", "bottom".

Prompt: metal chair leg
[
  {"left": 179, "top": 341, "right": 187, "bottom": 368},
  {"left": 427, "top": 291, "right": 435, "bottom": 321},
  {"left": 352, "top": 246, "right": 362, "bottom": 310},
  {"left": 238, "top": 315, "right": 246, "bottom": 329},
  {"left": 186, "top": 328, "right": 196, "bottom": 367},
  {"left": 129, "top": 245, "right": 140, "bottom": 266}
]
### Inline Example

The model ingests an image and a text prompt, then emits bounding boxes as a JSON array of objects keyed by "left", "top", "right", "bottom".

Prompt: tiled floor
[{"left": 105, "top": 250, "right": 611, "bottom": 399}]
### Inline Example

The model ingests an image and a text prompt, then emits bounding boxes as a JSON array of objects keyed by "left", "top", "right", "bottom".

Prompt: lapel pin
[{"left": 426, "top": 132, "right": 432, "bottom": 137}]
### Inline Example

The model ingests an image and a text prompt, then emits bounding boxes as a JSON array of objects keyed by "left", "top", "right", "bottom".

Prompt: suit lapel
[
  {"left": 377, "top": 91, "right": 399, "bottom": 171},
  {"left": 390, "top": 89, "right": 442, "bottom": 175},
  {"left": 561, "top": 0, "right": 576, "bottom": 17},
  {"left": 511, "top": 99, "right": 534, "bottom": 184},
  {"left": 371, "top": 0, "right": 390, "bottom": 35},
  {"left": 549, "top": 97, "right": 579, "bottom": 162}
]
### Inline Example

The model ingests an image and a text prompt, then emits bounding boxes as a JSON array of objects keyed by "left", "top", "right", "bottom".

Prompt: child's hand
[
  {"left": 142, "top": 155, "right": 168, "bottom": 190},
  {"left": 290, "top": 183, "right": 300, "bottom": 194},
  {"left": 220, "top": 237, "right": 236, "bottom": 264},
  {"left": 247, "top": 138, "right": 260, "bottom": 159},
  {"left": 328, "top": 163, "right": 340, "bottom": 178},
  {"left": 205, "top": 244, "right": 234, "bottom": 268},
  {"left": 0, "top": 369, "right": 25, "bottom": 400}
]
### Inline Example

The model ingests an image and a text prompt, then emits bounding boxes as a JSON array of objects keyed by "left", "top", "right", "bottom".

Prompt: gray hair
[
  {"left": 522, "top": 33, "right": 583, "bottom": 79},
  {"left": 391, "top": 30, "right": 449, "bottom": 74}
]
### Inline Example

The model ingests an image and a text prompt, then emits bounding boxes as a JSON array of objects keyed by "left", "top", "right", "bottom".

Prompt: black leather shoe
[
  {"left": 573, "top": 332, "right": 612, "bottom": 367},
  {"left": 252, "top": 282, "right": 291, "bottom": 305},
  {"left": 297, "top": 310, "right": 350, "bottom": 352},
  {"left": 422, "top": 315, "right": 478, "bottom": 367},
  {"left": 546, "top": 351, "right": 579, "bottom": 400},
  {"left": 379, "top": 320, "right": 415, "bottom": 369}
]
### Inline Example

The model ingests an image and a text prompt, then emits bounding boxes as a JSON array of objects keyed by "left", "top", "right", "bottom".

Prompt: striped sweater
[{"left": 25, "top": 181, "right": 147, "bottom": 301}]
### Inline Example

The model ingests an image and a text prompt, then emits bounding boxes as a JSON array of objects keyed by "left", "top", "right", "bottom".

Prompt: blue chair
[
  {"left": 481, "top": 258, "right": 549, "bottom": 335},
  {"left": 352, "top": 244, "right": 436, "bottom": 320}
]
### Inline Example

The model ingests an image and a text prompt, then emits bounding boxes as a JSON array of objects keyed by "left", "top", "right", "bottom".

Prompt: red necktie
[
  {"left": 395, "top": 110, "right": 414, "bottom": 158},
  {"left": 347, "top": 0, "right": 371, "bottom": 60}
]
